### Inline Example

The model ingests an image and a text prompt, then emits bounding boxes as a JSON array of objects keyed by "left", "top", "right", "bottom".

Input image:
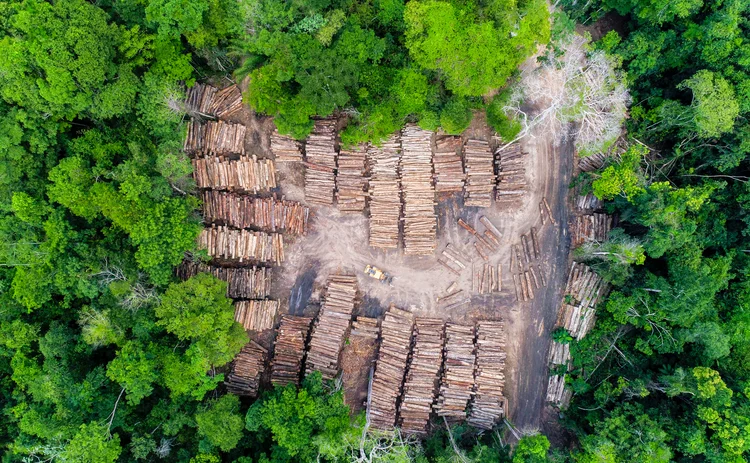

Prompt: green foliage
[
  {"left": 678, "top": 70, "right": 740, "bottom": 138},
  {"left": 512, "top": 434, "right": 550, "bottom": 463},
  {"left": 61, "top": 423, "right": 122, "bottom": 463},
  {"left": 196, "top": 394, "right": 244, "bottom": 452},
  {"left": 440, "top": 98, "right": 474, "bottom": 135}
]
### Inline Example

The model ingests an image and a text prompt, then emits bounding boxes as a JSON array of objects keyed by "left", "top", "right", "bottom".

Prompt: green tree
[{"left": 196, "top": 394, "right": 245, "bottom": 452}]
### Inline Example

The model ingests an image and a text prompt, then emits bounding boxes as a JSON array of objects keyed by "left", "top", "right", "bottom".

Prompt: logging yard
[{"left": 179, "top": 81, "right": 606, "bottom": 438}]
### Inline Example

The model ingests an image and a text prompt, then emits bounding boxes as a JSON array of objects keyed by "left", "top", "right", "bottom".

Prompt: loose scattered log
[
  {"left": 193, "top": 155, "right": 277, "bottom": 192},
  {"left": 271, "top": 129, "right": 303, "bottom": 162},
  {"left": 367, "top": 134, "right": 402, "bottom": 249},
  {"left": 495, "top": 143, "right": 528, "bottom": 204},
  {"left": 399, "top": 318, "right": 445, "bottom": 435},
  {"left": 434, "top": 324, "right": 476, "bottom": 421},
  {"left": 202, "top": 191, "right": 309, "bottom": 234},
  {"left": 234, "top": 299, "right": 279, "bottom": 331},
  {"left": 197, "top": 225, "right": 284, "bottom": 265},
  {"left": 400, "top": 124, "right": 437, "bottom": 255},
  {"left": 467, "top": 321, "right": 507, "bottom": 429},
  {"left": 433, "top": 136, "right": 465, "bottom": 193},
  {"left": 185, "top": 83, "right": 243, "bottom": 118},
  {"left": 463, "top": 139, "right": 495, "bottom": 207},
  {"left": 304, "top": 119, "right": 338, "bottom": 206},
  {"left": 176, "top": 261, "right": 271, "bottom": 299},
  {"left": 369, "top": 306, "right": 415, "bottom": 430},
  {"left": 225, "top": 341, "right": 267, "bottom": 398},
  {"left": 336, "top": 145, "right": 368, "bottom": 213},
  {"left": 184, "top": 120, "right": 246, "bottom": 156},
  {"left": 306, "top": 274, "right": 358, "bottom": 380},
  {"left": 571, "top": 213, "right": 612, "bottom": 247},
  {"left": 479, "top": 216, "right": 502, "bottom": 241},
  {"left": 530, "top": 227, "right": 540, "bottom": 260},
  {"left": 543, "top": 198, "right": 557, "bottom": 225},
  {"left": 271, "top": 315, "right": 313, "bottom": 387}
]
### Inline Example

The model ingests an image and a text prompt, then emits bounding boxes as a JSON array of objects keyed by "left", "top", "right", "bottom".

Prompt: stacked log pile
[
  {"left": 197, "top": 226, "right": 284, "bottom": 265},
  {"left": 571, "top": 213, "right": 612, "bottom": 246},
  {"left": 467, "top": 321, "right": 507, "bottom": 429},
  {"left": 306, "top": 275, "right": 358, "bottom": 380},
  {"left": 433, "top": 136, "right": 465, "bottom": 194},
  {"left": 225, "top": 341, "right": 267, "bottom": 397},
  {"left": 336, "top": 145, "right": 368, "bottom": 213},
  {"left": 176, "top": 261, "right": 271, "bottom": 299},
  {"left": 193, "top": 155, "right": 277, "bottom": 192},
  {"left": 271, "top": 315, "right": 313, "bottom": 386},
  {"left": 495, "top": 143, "right": 528, "bottom": 204},
  {"left": 558, "top": 263, "right": 608, "bottom": 339},
  {"left": 351, "top": 316, "right": 380, "bottom": 340},
  {"left": 546, "top": 375, "right": 572, "bottom": 407},
  {"left": 202, "top": 191, "right": 309, "bottom": 234},
  {"left": 398, "top": 318, "right": 445, "bottom": 435},
  {"left": 184, "top": 120, "right": 246, "bottom": 156},
  {"left": 578, "top": 152, "right": 607, "bottom": 172},
  {"left": 400, "top": 125, "right": 437, "bottom": 255},
  {"left": 576, "top": 193, "right": 603, "bottom": 211},
  {"left": 463, "top": 139, "right": 495, "bottom": 207},
  {"left": 234, "top": 299, "right": 279, "bottom": 331},
  {"left": 434, "top": 324, "right": 476, "bottom": 420},
  {"left": 304, "top": 119, "right": 338, "bottom": 206},
  {"left": 367, "top": 134, "right": 402, "bottom": 249},
  {"left": 369, "top": 306, "right": 415, "bottom": 430},
  {"left": 186, "top": 83, "right": 243, "bottom": 118},
  {"left": 271, "top": 129, "right": 303, "bottom": 162}
]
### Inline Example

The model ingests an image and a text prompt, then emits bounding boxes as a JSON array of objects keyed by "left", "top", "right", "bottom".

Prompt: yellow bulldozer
[{"left": 364, "top": 265, "right": 394, "bottom": 285}]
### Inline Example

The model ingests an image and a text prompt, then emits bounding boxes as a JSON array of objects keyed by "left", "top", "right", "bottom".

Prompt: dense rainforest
[{"left": 0, "top": 0, "right": 748, "bottom": 461}]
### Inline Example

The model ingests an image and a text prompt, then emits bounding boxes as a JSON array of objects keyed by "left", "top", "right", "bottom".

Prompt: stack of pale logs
[
  {"left": 546, "top": 375, "right": 572, "bottom": 407},
  {"left": 198, "top": 226, "right": 284, "bottom": 265},
  {"left": 400, "top": 125, "right": 437, "bottom": 255},
  {"left": 433, "top": 136, "right": 465, "bottom": 194},
  {"left": 434, "top": 324, "right": 476, "bottom": 420},
  {"left": 184, "top": 120, "right": 246, "bottom": 156},
  {"left": 467, "top": 321, "right": 507, "bottom": 430},
  {"left": 176, "top": 262, "right": 271, "bottom": 299},
  {"left": 571, "top": 213, "right": 612, "bottom": 247},
  {"left": 185, "top": 83, "right": 243, "bottom": 118},
  {"left": 305, "top": 275, "right": 358, "bottom": 380},
  {"left": 270, "top": 315, "right": 313, "bottom": 386},
  {"left": 202, "top": 191, "right": 309, "bottom": 234},
  {"left": 193, "top": 155, "right": 277, "bottom": 192},
  {"left": 463, "top": 139, "right": 495, "bottom": 207},
  {"left": 369, "top": 306, "right": 415, "bottom": 429},
  {"left": 271, "top": 129, "right": 303, "bottom": 162},
  {"left": 495, "top": 143, "right": 528, "bottom": 204},
  {"left": 510, "top": 227, "right": 546, "bottom": 302},
  {"left": 350, "top": 316, "right": 380, "bottom": 339},
  {"left": 576, "top": 193, "right": 603, "bottom": 211},
  {"left": 336, "top": 145, "right": 368, "bottom": 213},
  {"left": 367, "top": 134, "right": 402, "bottom": 249},
  {"left": 225, "top": 340, "right": 267, "bottom": 397},
  {"left": 398, "top": 318, "right": 444, "bottom": 435},
  {"left": 234, "top": 300, "right": 280, "bottom": 331},
  {"left": 304, "top": 119, "right": 338, "bottom": 206}
]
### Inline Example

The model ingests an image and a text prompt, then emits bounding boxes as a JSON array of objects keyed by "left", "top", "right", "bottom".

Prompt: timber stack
[
  {"left": 368, "top": 306, "right": 415, "bottom": 430},
  {"left": 571, "top": 213, "right": 612, "bottom": 246},
  {"left": 467, "top": 321, "right": 507, "bottom": 429},
  {"left": 558, "top": 263, "right": 608, "bottom": 339},
  {"left": 271, "top": 129, "right": 303, "bottom": 162},
  {"left": 495, "top": 142, "right": 528, "bottom": 204},
  {"left": 234, "top": 299, "right": 279, "bottom": 331},
  {"left": 576, "top": 193, "right": 603, "bottom": 212},
  {"left": 225, "top": 341, "right": 267, "bottom": 398},
  {"left": 350, "top": 316, "right": 380, "bottom": 340},
  {"left": 463, "top": 139, "right": 495, "bottom": 207},
  {"left": 185, "top": 83, "right": 216, "bottom": 116},
  {"left": 185, "top": 83, "right": 243, "bottom": 118},
  {"left": 176, "top": 261, "right": 271, "bottom": 299},
  {"left": 398, "top": 318, "right": 445, "bottom": 435},
  {"left": 336, "top": 145, "right": 368, "bottom": 213},
  {"left": 184, "top": 120, "right": 246, "bottom": 156},
  {"left": 193, "top": 155, "right": 277, "bottom": 192},
  {"left": 271, "top": 315, "right": 313, "bottom": 387},
  {"left": 304, "top": 119, "right": 338, "bottom": 206},
  {"left": 202, "top": 191, "right": 309, "bottom": 234},
  {"left": 400, "top": 124, "right": 437, "bottom": 255},
  {"left": 546, "top": 374, "right": 572, "bottom": 407},
  {"left": 367, "top": 134, "right": 402, "bottom": 249},
  {"left": 306, "top": 275, "right": 358, "bottom": 380},
  {"left": 197, "top": 226, "right": 284, "bottom": 265},
  {"left": 434, "top": 324, "right": 476, "bottom": 420},
  {"left": 433, "top": 136, "right": 465, "bottom": 194}
]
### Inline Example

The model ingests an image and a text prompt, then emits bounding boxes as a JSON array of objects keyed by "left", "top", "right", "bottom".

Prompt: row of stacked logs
[
  {"left": 184, "top": 120, "right": 246, "bottom": 156},
  {"left": 336, "top": 145, "right": 368, "bottom": 213},
  {"left": 571, "top": 213, "right": 612, "bottom": 246},
  {"left": 176, "top": 262, "right": 271, "bottom": 299},
  {"left": 304, "top": 119, "right": 338, "bottom": 206},
  {"left": 270, "top": 315, "right": 313, "bottom": 387},
  {"left": 400, "top": 124, "right": 438, "bottom": 255},
  {"left": 198, "top": 226, "right": 284, "bottom": 264},
  {"left": 185, "top": 83, "right": 243, "bottom": 119},
  {"left": 367, "top": 135, "right": 402, "bottom": 249},
  {"left": 467, "top": 321, "right": 507, "bottom": 429},
  {"left": 305, "top": 275, "right": 359, "bottom": 380},
  {"left": 433, "top": 136, "right": 465, "bottom": 194},
  {"left": 369, "top": 307, "right": 415, "bottom": 429},
  {"left": 192, "top": 155, "right": 277, "bottom": 193},
  {"left": 463, "top": 139, "right": 495, "bottom": 207},
  {"left": 270, "top": 129, "right": 303, "bottom": 162},
  {"left": 434, "top": 324, "right": 477, "bottom": 419},
  {"left": 201, "top": 191, "right": 309, "bottom": 234},
  {"left": 225, "top": 341, "right": 267, "bottom": 397},
  {"left": 234, "top": 300, "right": 281, "bottom": 331},
  {"left": 495, "top": 142, "right": 528, "bottom": 204}
]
